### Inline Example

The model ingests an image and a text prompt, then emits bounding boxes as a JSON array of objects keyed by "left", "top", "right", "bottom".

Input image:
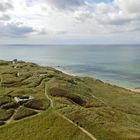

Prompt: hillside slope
[{"left": 0, "top": 60, "right": 140, "bottom": 140}]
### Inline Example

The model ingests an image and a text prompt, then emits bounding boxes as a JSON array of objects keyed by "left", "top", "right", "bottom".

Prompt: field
[{"left": 0, "top": 60, "right": 140, "bottom": 140}]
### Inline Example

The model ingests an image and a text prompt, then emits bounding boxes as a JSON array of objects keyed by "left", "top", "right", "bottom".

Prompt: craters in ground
[
  {"left": 0, "top": 60, "right": 54, "bottom": 126},
  {"left": 0, "top": 95, "right": 50, "bottom": 126}
]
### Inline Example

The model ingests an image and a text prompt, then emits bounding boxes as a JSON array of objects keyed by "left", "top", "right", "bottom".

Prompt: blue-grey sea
[{"left": 0, "top": 44, "right": 140, "bottom": 89}]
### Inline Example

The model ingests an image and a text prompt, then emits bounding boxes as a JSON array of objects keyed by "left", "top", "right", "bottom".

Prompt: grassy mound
[
  {"left": 0, "top": 96, "right": 11, "bottom": 106},
  {"left": 50, "top": 87, "right": 86, "bottom": 106},
  {"left": 24, "top": 99, "right": 49, "bottom": 110},
  {"left": 1, "top": 102, "right": 19, "bottom": 110},
  {"left": 13, "top": 107, "right": 38, "bottom": 120},
  {"left": 0, "top": 109, "right": 14, "bottom": 121}
]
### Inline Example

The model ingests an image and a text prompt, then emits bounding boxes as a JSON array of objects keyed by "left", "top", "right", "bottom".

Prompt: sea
[{"left": 0, "top": 44, "right": 140, "bottom": 89}]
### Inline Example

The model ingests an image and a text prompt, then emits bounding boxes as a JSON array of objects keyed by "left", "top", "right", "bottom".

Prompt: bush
[
  {"left": 13, "top": 107, "right": 38, "bottom": 120},
  {"left": 24, "top": 99, "right": 49, "bottom": 110}
]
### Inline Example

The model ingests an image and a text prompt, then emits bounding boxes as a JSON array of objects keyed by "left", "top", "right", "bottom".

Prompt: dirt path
[
  {"left": 45, "top": 82, "right": 54, "bottom": 108},
  {"left": 44, "top": 81, "right": 97, "bottom": 140},
  {"left": 6, "top": 109, "right": 18, "bottom": 124},
  {"left": 59, "top": 114, "right": 97, "bottom": 140}
]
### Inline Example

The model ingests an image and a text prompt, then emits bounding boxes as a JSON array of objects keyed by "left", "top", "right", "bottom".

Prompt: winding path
[
  {"left": 45, "top": 82, "right": 54, "bottom": 108},
  {"left": 6, "top": 109, "right": 18, "bottom": 124},
  {"left": 44, "top": 81, "right": 97, "bottom": 140}
]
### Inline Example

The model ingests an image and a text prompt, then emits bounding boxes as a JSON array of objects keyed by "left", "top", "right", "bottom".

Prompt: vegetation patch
[
  {"left": 0, "top": 60, "right": 140, "bottom": 140},
  {"left": 1, "top": 102, "right": 19, "bottom": 110},
  {"left": 0, "top": 109, "right": 14, "bottom": 121},
  {"left": 0, "top": 60, "right": 9, "bottom": 66},
  {"left": 12, "top": 88, "right": 36, "bottom": 96},
  {"left": 0, "top": 96, "right": 12, "bottom": 106},
  {"left": 13, "top": 107, "right": 38, "bottom": 120},
  {"left": 50, "top": 87, "right": 86, "bottom": 106},
  {"left": 24, "top": 98, "right": 49, "bottom": 110}
]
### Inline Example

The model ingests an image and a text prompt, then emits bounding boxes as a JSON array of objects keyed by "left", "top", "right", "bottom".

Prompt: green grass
[
  {"left": 0, "top": 110, "right": 91, "bottom": 140},
  {"left": 0, "top": 96, "right": 12, "bottom": 106},
  {"left": 13, "top": 107, "right": 38, "bottom": 120},
  {"left": 0, "top": 109, "right": 14, "bottom": 121},
  {"left": 1, "top": 101, "right": 19, "bottom": 110},
  {"left": 49, "top": 87, "right": 86, "bottom": 106},
  {"left": 24, "top": 98, "right": 50, "bottom": 110},
  {"left": 0, "top": 60, "right": 140, "bottom": 140}
]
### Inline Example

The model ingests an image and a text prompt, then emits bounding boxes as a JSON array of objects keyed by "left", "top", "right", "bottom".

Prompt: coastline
[
  {"left": 55, "top": 67, "right": 140, "bottom": 93},
  {"left": 126, "top": 88, "right": 140, "bottom": 93},
  {"left": 0, "top": 59, "right": 139, "bottom": 93}
]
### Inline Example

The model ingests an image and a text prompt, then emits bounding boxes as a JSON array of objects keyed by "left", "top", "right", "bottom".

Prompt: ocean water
[{"left": 0, "top": 44, "right": 140, "bottom": 89}]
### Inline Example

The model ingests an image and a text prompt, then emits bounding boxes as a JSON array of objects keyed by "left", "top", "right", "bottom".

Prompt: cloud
[
  {"left": 72, "top": 0, "right": 140, "bottom": 34},
  {"left": 0, "top": 0, "right": 140, "bottom": 43},
  {"left": 0, "top": 1, "right": 13, "bottom": 12},
  {"left": 95, "top": 0, "right": 140, "bottom": 25},
  {"left": 44, "top": 0, "right": 85, "bottom": 10},
  {"left": 115, "top": 0, "right": 140, "bottom": 14},
  {"left": 73, "top": 10, "right": 93, "bottom": 22},
  {"left": 0, "top": 22, "right": 35, "bottom": 37},
  {"left": 0, "top": 14, "right": 10, "bottom": 21}
]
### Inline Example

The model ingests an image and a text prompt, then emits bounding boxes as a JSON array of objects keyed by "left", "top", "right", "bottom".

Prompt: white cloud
[
  {"left": 42, "top": 0, "right": 85, "bottom": 10},
  {"left": 0, "top": 0, "right": 140, "bottom": 43},
  {"left": 0, "top": 0, "right": 13, "bottom": 11},
  {"left": 0, "top": 14, "right": 10, "bottom": 21},
  {"left": 0, "top": 22, "right": 35, "bottom": 37}
]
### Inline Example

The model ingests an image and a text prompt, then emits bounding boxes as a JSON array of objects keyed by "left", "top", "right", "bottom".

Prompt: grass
[
  {"left": 0, "top": 110, "right": 91, "bottom": 140},
  {"left": 13, "top": 107, "right": 38, "bottom": 120},
  {"left": 1, "top": 101, "right": 19, "bottom": 110},
  {"left": 0, "top": 96, "right": 12, "bottom": 106},
  {"left": 24, "top": 98, "right": 50, "bottom": 110},
  {"left": 49, "top": 87, "right": 86, "bottom": 106},
  {"left": 0, "top": 109, "right": 14, "bottom": 121},
  {"left": 0, "top": 60, "right": 139, "bottom": 140}
]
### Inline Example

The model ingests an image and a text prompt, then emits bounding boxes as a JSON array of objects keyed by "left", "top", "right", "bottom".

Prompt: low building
[
  {"left": 12, "top": 59, "right": 18, "bottom": 64},
  {"left": 14, "top": 95, "right": 33, "bottom": 103}
]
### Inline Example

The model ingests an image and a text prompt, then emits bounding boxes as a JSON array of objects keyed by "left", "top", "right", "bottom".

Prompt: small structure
[
  {"left": 12, "top": 59, "right": 18, "bottom": 64},
  {"left": 14, "top": 95, "right": 33, "bottom": 103}
]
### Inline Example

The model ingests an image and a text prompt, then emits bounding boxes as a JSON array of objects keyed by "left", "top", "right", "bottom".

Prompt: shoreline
[
  {"left": 0, "top": 59, "right": 139, "bottom": 93},
  {"left": 126, "top": 88, "right": 140, "bottom": 93},
  {"left": 55, "top": 67, "right": 140, "bottom": 93}
]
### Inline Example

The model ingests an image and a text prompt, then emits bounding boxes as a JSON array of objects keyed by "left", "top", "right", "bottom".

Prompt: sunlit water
[{"left": 0, "top": 44, "right": 140, "bottom": 88}]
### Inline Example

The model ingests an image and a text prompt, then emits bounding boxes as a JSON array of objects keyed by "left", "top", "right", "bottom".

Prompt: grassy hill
[{"left": 0, "top": 60, "right": 139, "bottom": 140}]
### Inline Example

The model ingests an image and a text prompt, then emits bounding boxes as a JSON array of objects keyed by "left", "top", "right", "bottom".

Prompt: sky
[{"left": 0, "top": 0, "right": 140, "bottom": 44}]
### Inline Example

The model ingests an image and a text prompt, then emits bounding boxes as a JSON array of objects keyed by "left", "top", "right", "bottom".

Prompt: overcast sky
[{"left": 0, "top": 0, "right": 140, "bottom": 44}]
